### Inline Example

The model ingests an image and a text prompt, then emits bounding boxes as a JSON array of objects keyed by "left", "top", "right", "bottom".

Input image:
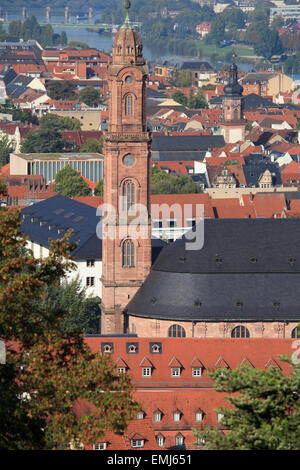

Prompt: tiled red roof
[
  {"left": 151, "top": 193, "right": 215, "bottom": 220},
  {"left": 82, "top": 418, "right": 159, "bottom": 450},
  {"left": 83, "top": 337, "right": 295, "bottom": 450},
  {"left": 72, "top": 196, "right": 103, "bottom": 208}
]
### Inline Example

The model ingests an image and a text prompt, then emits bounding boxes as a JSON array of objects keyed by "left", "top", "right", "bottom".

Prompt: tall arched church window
[
  {"left": 122, "top": 180, "right": 135, "bottom": 211},
  {"left": 291, "top": 326, "right": 300, "bottom": 338},
  {"left": 168, "top": 324, "right": 186, "bottom": 338},
  {"left": 122, "top": 239, "right": 135, "bottom": 268},
  {"left": 231, "top": 326, "right": 250, "bottom": 338},
  {"left": 234, "top": 108, "right": 239, "bottom": 120},
  {"left": 125, "top": 94, "right": 133, "bottom": 115}
]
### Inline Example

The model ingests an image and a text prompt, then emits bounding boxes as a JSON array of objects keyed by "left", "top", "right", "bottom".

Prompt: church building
[
  {"left": 100, "top": 3, "right": 300, "bottom": 340},
  {"left": 101, "top": 0, "right": 152, "bottom": 334},
  {"left": 220, "top": 57, "right": 246, "bottom": 144}
]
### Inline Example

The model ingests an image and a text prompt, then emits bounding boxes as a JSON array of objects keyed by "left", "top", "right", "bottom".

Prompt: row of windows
[
  {"left": 168, "top": 325, "right": 300, "bottom": 339},
  {"left": 135, "top": 409, "right": 223, "bottom": 425},
  {"left": 28, "top": 160, "right": 104, "bottom": 183},
  {"left": 126, "top": 366, "right": 204, "bottom": 379},
  {"left": 94, "top": 434, "right": 206, "bottom": 450}
]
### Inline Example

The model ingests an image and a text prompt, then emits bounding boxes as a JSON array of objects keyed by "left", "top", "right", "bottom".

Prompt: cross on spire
[{"left": 122, "top": 0, "right": 133, "bottom": 29}]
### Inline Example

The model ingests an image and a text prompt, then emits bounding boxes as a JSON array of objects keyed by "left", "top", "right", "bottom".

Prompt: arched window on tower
[
  {"left": 125, "top": 94, "right": 133, "bottom": 115},
  {"left": 291, "top": 326, "right": 300, "bottom": 338},
  {"left": 234, "top": 108, "right": 239, "bottom": 120},
  {"left": 122, "top": 239, "right": 135, "bottom": 268},
  {"left": 231, "top": 326, "right": 250, "bottom": 338},
  {"left": 122, "top": 180, "right": 135, "bottom": 211},
  {"left": 168, "top": 324, "right": 186, "bottom": 338}
]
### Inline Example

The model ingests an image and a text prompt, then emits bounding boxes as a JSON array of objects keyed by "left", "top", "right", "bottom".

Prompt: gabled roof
[
  {"left": 215, "top": 357, "right": 230, "bottom": 369},
  {"left": 20, "top": 195, "right": 102, "bottom": 260},
  {"left": 168, "top": 356, "right": 183, "bottom": 368}
]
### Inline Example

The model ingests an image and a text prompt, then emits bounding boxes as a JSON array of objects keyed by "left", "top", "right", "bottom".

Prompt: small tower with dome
[{"left": 220, "top": 55, "right": 246, "bottom": 144}]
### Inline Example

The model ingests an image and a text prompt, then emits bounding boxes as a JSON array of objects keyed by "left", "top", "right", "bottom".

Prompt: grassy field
[{"left": 197, "top": 42, "right": 256, "bottom": 60}]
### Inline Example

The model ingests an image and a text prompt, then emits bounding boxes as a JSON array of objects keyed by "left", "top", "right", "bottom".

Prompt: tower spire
[{"left": 122, "top": 0, "right": 133, "bottom": 29}]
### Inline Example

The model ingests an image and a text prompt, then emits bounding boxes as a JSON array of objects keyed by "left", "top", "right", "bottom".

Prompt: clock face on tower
[{"left": 122, "top": 153, "right": 135, "bottom": 166}]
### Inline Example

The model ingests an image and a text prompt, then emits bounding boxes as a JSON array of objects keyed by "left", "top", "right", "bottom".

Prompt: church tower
[
  {"left": 220, "top": 55, "right": 246, "bottom": 144},
  {"left": 101, "top": 0, "right": 152, "bottom": 334}
]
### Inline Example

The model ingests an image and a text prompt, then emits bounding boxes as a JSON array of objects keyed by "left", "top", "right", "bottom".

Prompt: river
[{"left": 2, "top": 11, "right": 298, "bottom": 77}]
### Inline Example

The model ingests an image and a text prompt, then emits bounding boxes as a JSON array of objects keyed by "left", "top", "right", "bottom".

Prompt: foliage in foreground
[
  {"left": 0, "top": 207, "right": 138, "bottom": 449},
  {"left": 194, "top": 360, "right": 300, "bottom": 450}
]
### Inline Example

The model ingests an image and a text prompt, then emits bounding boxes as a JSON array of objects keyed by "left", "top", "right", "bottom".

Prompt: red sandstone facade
[
  {"left": 101, "top": 19, "right": 152, "bottom": 334},
  {"left": 128, "top": 317, "right": 300, "bottom": 339}
]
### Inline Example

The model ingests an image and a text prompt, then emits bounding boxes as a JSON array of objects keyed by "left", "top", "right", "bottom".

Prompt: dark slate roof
[
  {"left": 126, "top": 219, "right": 300, "bottom": 322},
  {"left": 0, "top": 66, "right": 17, "bottom": 86},
  {"left": 152, "top": 150, "right": 207, "bottom": 162},
  {"left": 242, "top": 156, "right": 282, "bottom": 187},
  {"left": 21, "top": 195, "right": 166, "bottom": 263},
  {"left": 21, "top": 195, "right": 102, "bottom": 260},
  {"left": 146, "top": 88, "right": 168, "bottom": 100},
  {"left": 241, "top": 72, "right": 277, "bottom": 84},
  {"left": 242, "top": 93, "right": 279, "bottom": 111},
  {"left": 6, "top": 83, "right": 28, "bottom": 99},
  {"left": 152, "top": 135, "right": 225, "bottom": 152}
]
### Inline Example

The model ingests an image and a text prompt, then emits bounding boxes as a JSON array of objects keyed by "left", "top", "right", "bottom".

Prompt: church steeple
[
  {"left": 220, "top": 54, "right": 246, "bottom": 144},
  {"left": 223, "top": 54, "right": 244, "bottom": 98},
  {"left": 101, "top": 1, "right": 152, "bottom": 334}
]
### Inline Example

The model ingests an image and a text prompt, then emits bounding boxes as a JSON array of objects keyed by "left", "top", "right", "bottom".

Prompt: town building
[
  {"left": 126, "top": 218, "right": 300, "bottom": 339},
  {"left": 240, "top": 72, "right": 294, "bottom": 100},
  {"left": 20, "top": 195, "right": 102, "bottom": 298},
  {"left": 84, "top": 336, "right": 296, "bottom": 450},
  {"left": 9, "top": 152, "right": 104, "bottom": 183}
]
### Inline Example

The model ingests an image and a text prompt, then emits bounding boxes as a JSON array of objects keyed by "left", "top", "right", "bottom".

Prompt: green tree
[
  {"left": 80, "top": 138, "right": 103, "bottom": 154},
  {"left": 94, "top": 179, "right": 104, "bottom": 197},
  {"left": 46, "top": 81, "right": 77, "bottom": 101},
  {"left": 0, "top": 134, "right": 13, "bottom": 166},
  {"left": 172, "top": 90, "right": 188, "bottom": 106},
  {"left": 39, "top": 277, "right": 101, "bottom": 335},
  {"left": 151, "top": 166, "right": 203, "bottom": 195},
  {"left": 40, "top": 114, "right": 81, "bottom": 132},
  {"left": 194, "top": 360, "right": 300, "bottom": 450},
  {"left": 60, "top": 31, "right": 68, "bottom": 46},
  {"left": 20, "top": 128, "right": 67, "bottom": 154},
  {"left": 174, "top": 70, "right": 194, "bottom": 88},
  {"left": 207, "top": 16, "right": 225, "bottom": 45},
  {"left": 54, "top": 165, "right": 92, "bottom": 197},
  {"left": 78, "top": 87, "right": 103, "bottom": 108},
  {"left": 0, "top": 208, "right": 138, "bottom": 449},
  {"left": 254, "top": 29, "right": 284, "bottom": 60}
]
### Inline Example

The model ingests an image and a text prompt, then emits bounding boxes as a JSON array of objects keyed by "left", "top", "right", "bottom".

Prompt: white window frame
[
  {"left": 136, "top": 411, "right": 144, "bottom": 420},
  {"left": 173, "top": 411, "right": 181, "bottom": 422},
  {"left": 192, "top": 367, "right": 202, "bottom": 377},
  {"left": 86, "top": 276, "right": 95, "bottom": 287},
  {"left": 154, "top": 412, "right": 161, "bottom": 422},
  {"left": 171, "top": 367, "right": 181, "bottom": 377},
  {"left": 131, "top": 439, "right": 144, "bottom": 448},
  {"left": 93, "top": 442, "right": 106, "bottom": 450},
  {"left": 156, "top": 436, "right": 164, "bottom": 447},
  {"left": 195, "top": 411, "right": 203, "bottom": 422},
  {"left": 142, "top": 367, "right": 151, "bottom": 377},
  {"left": 152, "top": 219, "right": 163, "bottom": 229}
]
